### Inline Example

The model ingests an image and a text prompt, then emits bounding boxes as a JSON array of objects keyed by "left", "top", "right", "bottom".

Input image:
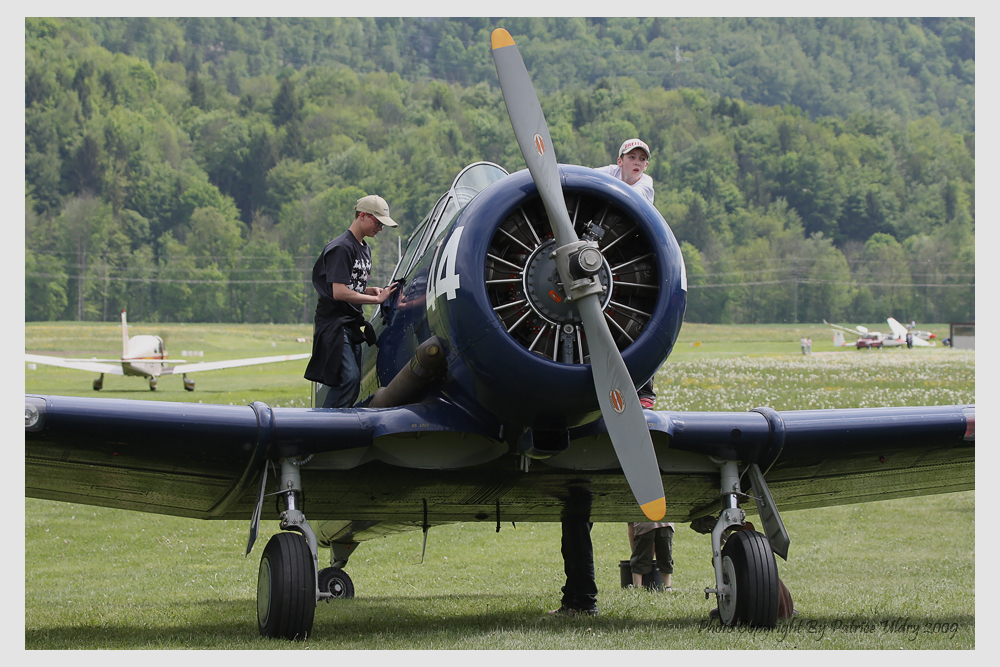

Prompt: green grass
[{"left": 24, "top": 322, "right": 975, "bottom": 649}]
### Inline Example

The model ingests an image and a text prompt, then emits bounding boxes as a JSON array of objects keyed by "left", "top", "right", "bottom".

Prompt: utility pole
[
  {"left": 77, "top": 241, "right": 86, "bottom": 321},
  {"left": 103, "top": 254, "right": 108, "bottom": 322},
  {"left": 792, "top": 259, "right": 798, "bottom": 324}
]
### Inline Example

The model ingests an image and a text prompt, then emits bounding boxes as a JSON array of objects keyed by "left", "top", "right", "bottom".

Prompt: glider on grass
[
  {"left": 26, "top": 30, "right": 974, "bottom": 640},
  {"left": 26, "top": 310, "right": 311, "bottom": 391},
  {"left": 824, "top": 318, "right": 937, "bottom": 349}
]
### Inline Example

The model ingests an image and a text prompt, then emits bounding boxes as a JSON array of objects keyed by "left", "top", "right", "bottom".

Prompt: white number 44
[{"left": 427, "top": 226, "right": 464, "bottom": 309}]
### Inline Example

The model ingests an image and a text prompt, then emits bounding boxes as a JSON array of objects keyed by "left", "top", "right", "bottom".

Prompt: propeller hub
[
  {"left": 570, "top": 245, "right": 604, "bottom": 279},
  {"left": 523, "top": 239, "right": 611, "bottom": 325}
]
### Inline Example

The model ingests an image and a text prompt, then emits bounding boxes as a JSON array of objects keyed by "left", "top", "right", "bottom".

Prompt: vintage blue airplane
[{"left": 25, "top": 30, "right": 974, "bottom": 640}]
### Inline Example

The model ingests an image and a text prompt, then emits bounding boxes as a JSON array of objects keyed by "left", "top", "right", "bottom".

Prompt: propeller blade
[
  {"left": 491, "top": 28, "right": 665, "bottom": 521},
  {"left": 490, "top": 29, "right": 577, "bottom": 247},
  {"left": 578, "top": 297, "right": 666, "bottom": 520}
]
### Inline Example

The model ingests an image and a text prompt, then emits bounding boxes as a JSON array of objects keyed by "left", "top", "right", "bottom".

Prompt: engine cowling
[{"left": 425, "top": 165, "right": 687, "bottom": 430}]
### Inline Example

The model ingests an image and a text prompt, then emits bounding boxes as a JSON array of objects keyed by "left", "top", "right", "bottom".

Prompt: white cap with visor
[
  {"left": 356, "top": 194, "right": 398, "bottom": 228},
  {"left": 618, "top": 138, "right": 650, "bottom": 159}
]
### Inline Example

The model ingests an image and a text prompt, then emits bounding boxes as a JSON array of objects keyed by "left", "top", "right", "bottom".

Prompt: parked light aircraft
[
  {"left": 886, "top": 317, "right": 936, "bottom": 347},
  {"left": 25, "top": 310, "right": 311, "bottom": 391},
  {"left": 824, "top": 318, "right": 936, "bottom": 349},
  {"left": 26, "top": 30, "right": 973, "bottom": 640},
  {"left": 902, "top": 320, "right": 937, "bottom": 342}
]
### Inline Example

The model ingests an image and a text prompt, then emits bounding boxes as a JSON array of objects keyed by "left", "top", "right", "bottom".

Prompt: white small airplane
[
  {"left": 886, "top": 317, "right": 936, "bottom": 347},
  {"left": 26, "top": 311, "right": 311, "bottom": 391},
  {"left": 824, "top": 318, "right": 935, "bottom": 349},
  {"left": 901, "top": 320, "right": 937, "bottom": 342}
]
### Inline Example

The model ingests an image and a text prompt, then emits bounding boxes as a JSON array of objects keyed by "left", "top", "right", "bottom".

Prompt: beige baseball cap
[
  {"left": 618, "top": 138, "right": 650, "bottom": 159},
  {"left": 356, "top": 194, "right": 398, "bottom": 227}
]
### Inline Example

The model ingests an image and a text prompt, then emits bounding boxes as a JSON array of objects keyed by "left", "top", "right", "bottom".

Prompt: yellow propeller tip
[
  {"left": 640, "top": 497, "right": 666, "bottom": 521},
  {"left": 491, "top": 29, "right": 515, "bottom": 50}
]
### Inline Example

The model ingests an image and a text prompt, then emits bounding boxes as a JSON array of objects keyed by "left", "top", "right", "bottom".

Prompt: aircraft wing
[
  {"left": 886, "top": 317, "right": 908, "bottom": 337},
  {"left": 886, "top": 318, "right": 934, "bottom": 346},
  {"left": 159, "top": 353, "right": 311, "bottom": 375},
  {"left": 26, "top": 354, "right": 124, "bottom": 376},
  {"left": 659, "top": 406, "right": 973, "bottom": 511},
  {"left": 26, "top": 393, "right": 972, "bottom": 528},
  {"left": 25, "top": 395, "right": 502, "bottom": 521},
  {"left": 822, "top": 319, "right": 865, "bottom": 335}
]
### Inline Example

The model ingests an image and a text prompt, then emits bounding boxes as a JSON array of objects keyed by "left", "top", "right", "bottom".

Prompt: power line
[
  {"left": 26, "top": 273, "right": 308, "bottom": 284},
  {"left": 689, "top": 278, "right": 974, "bottom": 289}
]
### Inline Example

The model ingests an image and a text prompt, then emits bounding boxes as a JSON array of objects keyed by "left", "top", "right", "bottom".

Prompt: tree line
[{"left": 25, "top": 17, "right": 974, "bottom": 325}]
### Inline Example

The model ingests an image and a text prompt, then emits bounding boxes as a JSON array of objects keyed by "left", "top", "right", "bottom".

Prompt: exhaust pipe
[{"left": 368, "top": 337, "right": 446, "bottom": 408}]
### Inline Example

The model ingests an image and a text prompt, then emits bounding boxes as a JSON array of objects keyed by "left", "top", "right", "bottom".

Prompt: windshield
[
  {"left": 451, "top": 162, "right": 508, "bottom": 207},
  {"left": 391, "top": 163, "right": 508, "bottom": 282}
]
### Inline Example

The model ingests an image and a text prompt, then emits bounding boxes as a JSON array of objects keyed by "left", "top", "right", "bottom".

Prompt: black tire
[
  {"left": 718, "top": 530, "right": 779, "bottom": 628},
  {"left": 318, "top": 567, "right": 355, "bottom": 600},
  {"left": 257, "top": 532, "right": 316, "bottom": 640}
]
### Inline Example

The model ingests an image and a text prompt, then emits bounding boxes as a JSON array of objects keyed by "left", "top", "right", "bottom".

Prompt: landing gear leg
[
  {"left": 93, "top": 374, "right": 104, "bottom": 391},
  {"left": 148, "top": 376, "right": 157, "bottom": 391},
  {"left": 704, "top": 460, "right": 779, "bottom": 628},
  {"left": 257, "top": 458, "right": 321, "bottom": 639},
  {"left": 183, "top": 374, "right": 195, "bottom": 391}
]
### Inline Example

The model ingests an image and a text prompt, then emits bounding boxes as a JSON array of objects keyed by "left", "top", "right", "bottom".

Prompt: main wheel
[
  {"left": 717, "top": 530, "right": 779, "bottom": 628},
  {"left": 257, "top": 532, "right": 316, "bottom": 640},
  {"left": 318, "top": 567, "right": 355, "bottom": 600}
]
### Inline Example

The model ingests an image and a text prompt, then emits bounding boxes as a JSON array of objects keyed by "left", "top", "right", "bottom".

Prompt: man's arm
[{"left": 331, "top": 282, "right": 397, "bottom": 305}]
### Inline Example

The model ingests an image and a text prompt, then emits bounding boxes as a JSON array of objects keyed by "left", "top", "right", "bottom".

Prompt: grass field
[{"left": 24, "top": 321, "right": 975, "bottom": 650}]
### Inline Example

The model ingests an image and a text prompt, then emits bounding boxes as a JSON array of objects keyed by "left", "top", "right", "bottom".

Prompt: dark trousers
[
  {"left": 637, "top": 378, "right": 655, "bottom": 400},
  {"left": 322, "top": 329, "right": 362, "bottom": 408},
  {"left": 559, "top": 487, "right": 597, "bottom": 611}
]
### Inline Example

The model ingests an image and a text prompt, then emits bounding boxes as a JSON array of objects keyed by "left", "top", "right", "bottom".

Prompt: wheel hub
[
  {"left": 257, "top": 557, "right": 272, "bottom": 625},
  {"left": 718, "top": 555, "right": 737, "bottom": 625}
]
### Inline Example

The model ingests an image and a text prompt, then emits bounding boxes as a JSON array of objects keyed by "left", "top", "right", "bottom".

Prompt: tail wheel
[
  {"left": 718, "top": 530, "right": 779, "bottom": 628},
  {"left": 318, "top": 567, "right": 355, "bottom": 600},
  {"left": 485, "top": 193, "right": 658, "bottom": 364},
  {"left": 257, "top": 532, "right": 316, "bottom": 640}
]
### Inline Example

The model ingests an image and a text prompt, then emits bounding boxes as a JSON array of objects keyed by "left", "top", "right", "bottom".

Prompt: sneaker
[
  {"left": 639, "top": 397, "right": 656, "bottom": 409},
  {"left": 548, "top": 605, "right": 599, "bottom": 617}
]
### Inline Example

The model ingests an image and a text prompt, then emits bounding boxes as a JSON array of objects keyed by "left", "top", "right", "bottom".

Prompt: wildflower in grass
[{"left": 655, "top": 351, "right": 974, "bottom": 411}]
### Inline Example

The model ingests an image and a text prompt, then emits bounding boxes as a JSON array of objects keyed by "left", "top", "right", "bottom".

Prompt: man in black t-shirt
[{"left": 304, "top": 195, "right": 399, "bottom": 408}]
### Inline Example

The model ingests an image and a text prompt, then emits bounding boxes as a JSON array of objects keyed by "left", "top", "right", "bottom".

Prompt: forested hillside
[{"left": 25, "top": 17, "right": 975, "bottom": 324}]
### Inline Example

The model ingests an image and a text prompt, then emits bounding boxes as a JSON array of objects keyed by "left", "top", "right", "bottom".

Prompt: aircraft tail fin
[
  {"left": 121, "top": 310, "right": 130, "bottom": 358},
  {"left": 833, "top": 331, "right": 845, "bottom": 346}
]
